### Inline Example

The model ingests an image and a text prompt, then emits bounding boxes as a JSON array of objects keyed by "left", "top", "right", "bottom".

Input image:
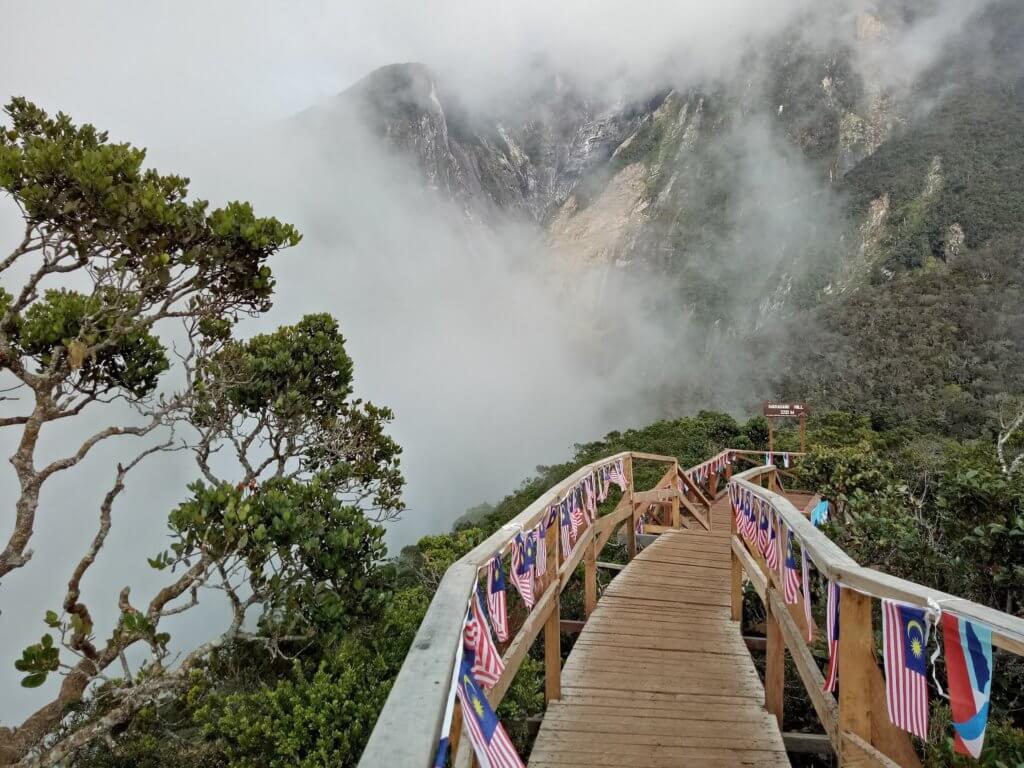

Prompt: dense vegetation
[{"left": 32, "top": 407, "right": 1020, "bottom": 767}]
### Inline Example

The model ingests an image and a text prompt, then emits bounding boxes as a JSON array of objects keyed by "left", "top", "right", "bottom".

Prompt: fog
[{"left": 0, "top": 0, "right": 993, "bottom": 726}]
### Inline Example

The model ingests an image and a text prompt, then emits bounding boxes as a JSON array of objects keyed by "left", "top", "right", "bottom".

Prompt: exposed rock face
[
  {"left": 340, "top": 63, "right": 656, "bottom": 224},
  {"left": 328, "top": 0, "right": 1024, "bottom": 330}
]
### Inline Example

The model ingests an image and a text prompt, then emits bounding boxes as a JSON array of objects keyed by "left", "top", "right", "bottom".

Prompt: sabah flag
[{"left": 942, "top": 613, "right": 993, "bottom": 758}]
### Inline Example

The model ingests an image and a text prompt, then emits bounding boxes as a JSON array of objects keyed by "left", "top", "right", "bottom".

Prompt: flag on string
[
  {"left": 597, "top": 467, "right": 609, "bottom": 502},
  {"left": 635, "top": 512, "right": 645, "bottom": 536},
  {"left": 559, "top": 502, "right": 572, "bottom": 558},
  {"left": 810, "top": 499, "right": 829, "bottom": 527},
  {"left": 535, "top": 518, "right": 548, "bottom": 581},
  {"left": 465, "top": 591, "right": 505, "bottom": 688},
  {"left": 883, "top": 600, "right": 930, "bottom": 740},
  {"left": 784, "top": 527, "right": 801, "bottom": 605},
  {"left": 942, "top": 613, "right": 993, "bottom": 758},
  {"left": 824, "top": 580, "right": 840, "bottom": 693},
  {"left": 609, "top": 459, "right": 628, "bottom": 491},
  {"left": 584, "top": 475, "right": 596, "bottom": 520},
  {"left": 801, "top": 547, "right": 813, "bottom": 642},
  {"left": 569, "top": 489, "right": 585, "bottom": 535},
  {"left": 765, "top": 452, "right": 772, "bottom": 466},
  {"left": 487, "top": 555, "right": 509, "bottom": 643},
  {"left": 456, "top": 659, "right": 525, "bottom": 768},
  {"left": 765, "top": 509, "right": 780, "bottom": 571},
  {"left": 434, "top": 620, "right": 465, "bottom": 768},
  {"left": 757, "top": 500, "right": 770, "bottom": 556},
  {"left": 742, "top": 491, "right": 757, "bottom": 543},
  {"left": 509, "top": 532, "right": 536, "bottom": 608},
  {"left": 783, "top": 453, "right": 791, "bottom": 468}
]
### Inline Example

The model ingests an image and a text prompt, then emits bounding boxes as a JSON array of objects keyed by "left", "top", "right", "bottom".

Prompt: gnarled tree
[{"left": 0, "top": 100, "right": 404, "bottom": 766}]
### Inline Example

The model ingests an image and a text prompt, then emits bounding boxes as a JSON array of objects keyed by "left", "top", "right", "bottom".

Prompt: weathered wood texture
[{"left": 529, "top": 495, "right": 791, "bottom": 767}]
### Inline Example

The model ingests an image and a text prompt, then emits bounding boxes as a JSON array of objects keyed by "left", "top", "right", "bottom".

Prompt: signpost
[{"left": 763, "top": 402, "right": 809, "bottom": 453}]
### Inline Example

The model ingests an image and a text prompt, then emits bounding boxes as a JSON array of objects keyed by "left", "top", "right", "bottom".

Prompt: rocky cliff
[{"left": 329, "top": 0, "right": 1024, "bottom": 435}]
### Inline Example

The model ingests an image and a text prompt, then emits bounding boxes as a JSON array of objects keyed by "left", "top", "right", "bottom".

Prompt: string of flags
[
  {"left": 729, "top": 479, "right": 999, "bottom": 758},
  {"left": 435, "top": 456, "right": 631, "bottom": 767},
  {"left": 687, "top": 450, "right": 737, "bottom": 485}
]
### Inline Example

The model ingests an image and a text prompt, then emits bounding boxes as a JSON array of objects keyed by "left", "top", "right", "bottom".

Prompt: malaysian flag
[
  {"left": 569, "top": 489, "right": 585, "bottom": 534},
  {"left": 456, "top": 658, "right": 525, "bottom": 768},
  {"left": 584, "top": 475, "right": 596, "bottom": 519},
  {"left": 559, "top": 502, "right": 572, "bottom": 558},
  {"left": 535, "top": 518, "right": 548, "bottom": 583},
  {"left": 783, "top": 528, "right": 801, "bottom": 605},
  {"left": 609, "top": 459, "right": 628, "bottom": 491},
  {"left": 801, "top": 547, "right": 813, "bottom": 642},
  {"left": 742, "top": 491, "right": 757, "bottom": 543},
  {"left": 487, "top": 555, "right": 509, "bottom": 642},
  {"left": 883, "top": 600, "right": 930, "bottom": 740},
  {"left": 509, "top": 532, "right": 536, "bottom": 608},
  {"left": 824, "top": 580, "right": 840, "bottom": 692},
  {"left": 757, "top": 500, "right": 770, "bottom": 556},
  {"left": 765, "top": 509, "right": 779, "bottom": 571},
  {"left": 465, "top": 591, "right": 505, "bottom": 688}
]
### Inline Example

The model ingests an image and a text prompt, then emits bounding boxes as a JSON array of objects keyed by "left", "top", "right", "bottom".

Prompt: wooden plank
[
  {"left": 838, "top": 588, "right": 873, "bottom": 762},
  {"left": 596, "top": 560, "right": 625, "bottom": 571},
  {"left": 583, "top": 538, "right": 597, "bottom": 617},
  {"left": 841, "top": 731, "right": 902, "bottom": 768},
  {"left": 782, "top": 732, "right": 831, "bottom": 755},
  {"left": 765, "top": 597, "right": 785, "bottom": 729},
  {"left": 489, "top": 581, "right": 558, "bottom": 705},
  {"left": 733, "top": 536, "right": 767, "bottom": 604},
  {"left": 767, "top": 589, "right": 839, "bottom": 744},
  {"left": 544, "top": 516, "right": 561, "bottom": 704}
]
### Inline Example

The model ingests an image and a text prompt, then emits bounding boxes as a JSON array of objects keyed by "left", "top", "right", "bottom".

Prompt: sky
[{"left": 0, "top": 0, "right": 991, "bottom": 728}]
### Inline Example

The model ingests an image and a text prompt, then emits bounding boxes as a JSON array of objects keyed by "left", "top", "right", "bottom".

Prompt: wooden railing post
[
  {"left": 838, "top": 588, "right": 873, "bottom": 763},
  {"left": 765, "top": 593, "right": 785, "bottom": 730},
  {"left": 625, "top": 455, "right": 637, "bottom": 559},
  {"left": 543, "top": 513, "right": 561, "bottom": 704},
  {"left": 671, "top": 460, "right": 681, "bottom": 529},
  {"left": 730, "top": 502, "right": 743, "bottom": 623},
  {"left": 584, "top": 538, "right": 597, "bottom": 617}
]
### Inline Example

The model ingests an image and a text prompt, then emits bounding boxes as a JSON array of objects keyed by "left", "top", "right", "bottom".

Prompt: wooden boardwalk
[{"left": 529, "top": 495, "right": 791, "bottom": 767}]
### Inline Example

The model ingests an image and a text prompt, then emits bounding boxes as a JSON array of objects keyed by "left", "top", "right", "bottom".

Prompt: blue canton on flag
[
  {"left": 456, "top": 659, "right": 524, "bottom": 768},
  {"left": 883, "top": 600, "right": 930, "bottom": 740}
]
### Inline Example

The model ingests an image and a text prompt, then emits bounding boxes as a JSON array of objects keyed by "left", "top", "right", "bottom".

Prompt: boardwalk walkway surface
[{"left": 529, "top": 494, "right": 791, "bottom": 767}]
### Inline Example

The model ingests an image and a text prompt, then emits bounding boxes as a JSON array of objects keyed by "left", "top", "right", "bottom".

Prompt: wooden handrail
[
  {"left": 731, "top": 467, "right": 1024, "bottom": 654},
  {"left": 729, "top": 464, "right": 1024, "bottom": 768},
  {"left": 360, "top": 450, "right": 678, "bottom": 768}
]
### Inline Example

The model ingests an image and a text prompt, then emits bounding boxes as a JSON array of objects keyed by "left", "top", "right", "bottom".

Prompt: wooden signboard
[
  {"left": 763, "top": 402, "right": 809, "bottom": 418},
  {"left": 763, "top": 402, "right": 809, "bottom": 452}
]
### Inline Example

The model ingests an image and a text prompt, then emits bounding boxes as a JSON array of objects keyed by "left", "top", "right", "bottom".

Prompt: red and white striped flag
[
  {"left": 535, "top": 518, "right": 548, "bottom": 583},
  {"left": 757, "top": 500, "right": 770, "bottom": 556},
  {"left": 559, "top": 502, "right": 572, "bottom": 558},
  {"left": 882, "top": 600, "right": 930, "bottom": 740},
  {"left": 487, "top": 555, "right": 509, "bottom": 642},
  {"left": 783, "top": 528, "right": 801, "bottom": 605},
  {"left": 584, "top": 475, "right": 596, "bottom": 519},
  {"left": 457, "top": 660, "right": 524, "bottom": 768},
  {"left": 609, "top": 459, "right": 628, "bottom": 491},
  {"left": 509, "top": 532, "right": 535, "bottom": 608},
  {"left": 801, "top": 547, "right": 813, "bottom": 642},
  {"left": 465, "top": 591, "right": 505, "bottom": 688},
  {"left": 824, "top": 580, "right": 840, "bottom": 693},
  {"left": 569, "top": 489, "right": 584, "bottom": 535}
]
